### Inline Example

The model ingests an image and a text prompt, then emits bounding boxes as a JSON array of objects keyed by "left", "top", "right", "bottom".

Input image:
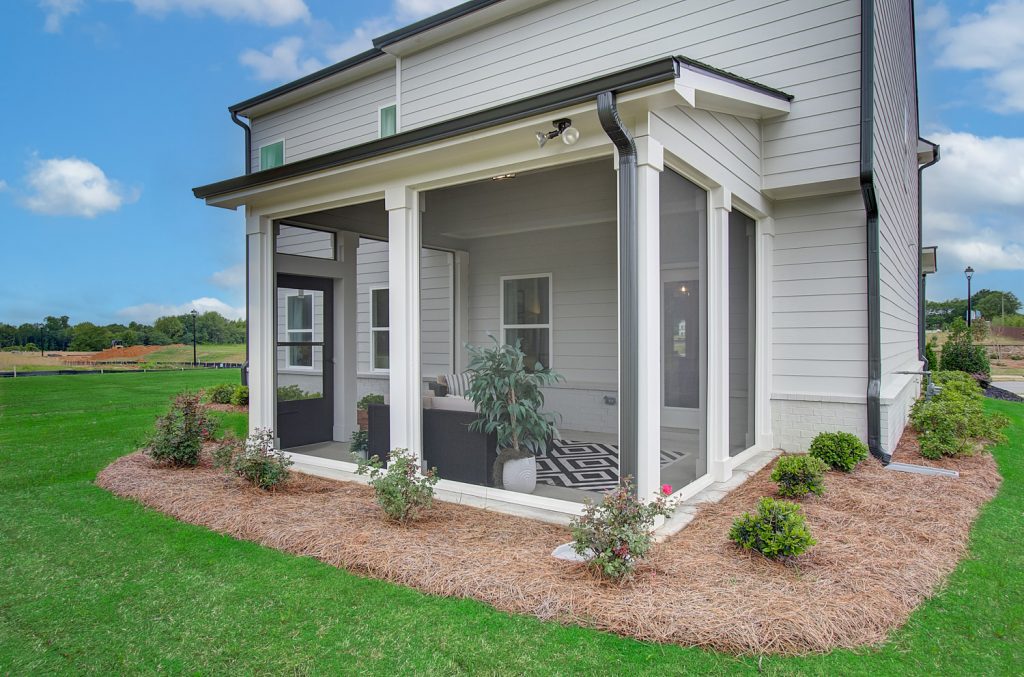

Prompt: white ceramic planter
[{"left": 502, "top": 455, "right": 537, "bottom": 493}]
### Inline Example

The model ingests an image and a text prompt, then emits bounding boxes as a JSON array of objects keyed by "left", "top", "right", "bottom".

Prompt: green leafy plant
[
  {"left": 148, "top": 392, "right": 215, "bottom": 466},
  {"left": 277, "top": 384, "right": 319, "bottom": 401},
  {"left": 213, "top": 427, "right": 293, "bottom": 489},
  {"left": 350, "top": 428, "right": 369, "bottom": 455},
  {"left": 910, "top": 370, "right": 1009, "bottom": 459},
  {"left": 925, "top": 337, "right": 938, "bottom": 373},
  {"left": 355, "top": 448, "right": 438, "bottom": 523},
  {"left": 205, "top": 383, "right": 236, "bottom": 405},
  {"left": 940, "top": 317, "right": 990, "bottom": 376},
  {"left": 809, "top": 431, "right": 868, "bottom": 472},
  {"left": 356, "top": 393, "right": 385, "bottom": 410},
  {"left": 464, "top": 337, "right": 563, "bottom": 483},
  {"left": 570, "top": 478, "right": 675, "bottom": 581},
  {"left": 771, "top": 455, "right": 828, "bottom": 498},
  {"left": 230, "top": 385, "right": 249, "bottom": 406},
  {"left": 729, "top": 497, "right": 816, "bottom": 559}
]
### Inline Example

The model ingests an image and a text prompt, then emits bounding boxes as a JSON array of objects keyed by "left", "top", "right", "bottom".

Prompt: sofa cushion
[
  {"left": 438, "top": 372, "right": 473, "bottom": 397},
  {"left": 430, "top": 394, "right": 476, "bottom": 412}
]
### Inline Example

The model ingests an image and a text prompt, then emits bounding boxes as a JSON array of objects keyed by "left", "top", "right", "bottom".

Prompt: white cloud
[
  {"left": 210, "top": 263, "right": 245, "bottom": 289},
  {"left": 0, "top": 179, "right": 8, "bottom": 192},
  {"left": 127, "top": 0, "right": 309, "bottom": 26},
  {"left": 39, "top": 0, "right": 83, "bottom": 32},
  {"left": 923, "top": 131, "right": 1024, "bottom": 271},
  {"left": 117, "top": 297, "right": 246, "bottom": 323},
  {"left": 240, "top": 36, "right": 324, "bottom": 81},
  {"left": 930, "top": 0, "right": 1024, "bottom": 112},
  {"left": 20, "top": 156, "right": 138, "bottom": 218}
]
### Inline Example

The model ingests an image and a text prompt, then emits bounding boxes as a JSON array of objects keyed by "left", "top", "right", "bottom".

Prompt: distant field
[
  {"left": 145, "top": 344, "right": 245, "bottom": 363},
  {"left": 0, "top": 353, "right": 119, "bottom": 373}
]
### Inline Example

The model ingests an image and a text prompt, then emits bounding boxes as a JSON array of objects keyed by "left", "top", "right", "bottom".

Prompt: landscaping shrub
[
  {"left": 148, "top": 392, "right": 215, "bottom": 467},
  {"left": 570, "top": 478, "right": 675, "bottom": 581},
  {"left": 230, "top": 385, "right": 249, "bottom": 406},
  {"left": 212, "top": 427, "right": 293, "bottom": 489},
  {"left": 729, "top": 497, "right": 816, "bottom": 559},
  {"left": 771, "top": 455, "right": 828, "bottom": 498},
  {"left": 205, "top": 383, "right": 236, "bottom": 405},
  {"left": 925, "top": 337, "right": 938, "bottom": 372},
  {"left": 939, "top": 317, "right": 990, "bottom": 376},
  {"left": 808, "top": 431, "right": 868, "bottom": 472},
  {"left": 910, "top": 370, "right": 1009, "bottom": 459},
  {"left": 357, "top": 393, "right": 385, "bottom": 410},
  {"left": 356, "top": 448, "right": 438, "bottom": 523},
  {"left": 350, "top": 428, "right": 369, "bottom": 455},
  {"left": 277, "top": 384, "right": 319, "bottom": 401}
]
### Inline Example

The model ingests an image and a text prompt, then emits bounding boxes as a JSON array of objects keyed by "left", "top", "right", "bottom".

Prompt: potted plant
[
  {"left": 356, "top": 393, "right": 384, "bottom": 431},
  {"left": 465, "top": 337, "right": 563, "bottom": 493}
]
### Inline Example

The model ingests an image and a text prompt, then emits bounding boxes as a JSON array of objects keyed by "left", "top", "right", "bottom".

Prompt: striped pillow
[{"left": 439, "top": 372, "right": 473, "bottom": 397}]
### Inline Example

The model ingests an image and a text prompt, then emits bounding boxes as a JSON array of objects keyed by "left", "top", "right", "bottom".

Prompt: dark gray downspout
[
  {"left": 232, "top": 111, "right": 252, "bottom": 385},
  {"left": 597, "top": 91, "right": 639, "bottom": 493},
  {"left": 860, "top": 0, "right": 888, "bottom": 463},
  {"left": 917, "top": 145, "right": 940, "bottom": 362}
]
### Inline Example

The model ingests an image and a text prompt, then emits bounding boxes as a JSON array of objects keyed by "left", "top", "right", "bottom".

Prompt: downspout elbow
[{"left": 230, "top": 110, "right": 252, "bottom": 176}]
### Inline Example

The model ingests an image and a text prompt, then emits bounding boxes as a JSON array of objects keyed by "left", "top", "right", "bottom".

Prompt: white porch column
[
  {"left": 755, "top": 217, "right": 775, "bottom": 449},
  {"left": 634, "top": 135, "right": 663, "bottom": 500},
  {"left": 385, "top": 186, "right": 422, "bottom": 461},
  {"left": 708, "top": 187, "right": 732, "bottom": 482},
  {"left": 335, "top": 231, "right": 359, "bottom": 441},
  {"left": 246, "top": 209, "right": 275, "bottom": 434}
]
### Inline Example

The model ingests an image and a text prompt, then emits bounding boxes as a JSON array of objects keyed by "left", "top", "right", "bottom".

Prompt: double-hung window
[
  {"left": 500, "top": 274, "right": 552, "bottom": 370},
  {"left": 286, "top": 293, "right": 314, "bottom": 369},
  {"left": 370, "top": 287, "right": 390, "bottom": 371}
]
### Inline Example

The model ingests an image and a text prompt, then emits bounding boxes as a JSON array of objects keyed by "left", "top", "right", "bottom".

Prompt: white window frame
[
  {"left": 499, "top": 273, "right": 553, "bottom": 369},
  {"left": 284, "top": 291, "right": 315, "bottom": 371},
  {"left": 377, "top": 103, "right": 397, "bottom": 139},
  {"left": 259, "top": 138, "right": 285, "bottom": 171},
  {"left": 369, "top": 286, "right": 390, "bottom": 373}
]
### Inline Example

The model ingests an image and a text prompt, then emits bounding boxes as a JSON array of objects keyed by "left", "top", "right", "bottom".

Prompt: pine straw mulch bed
[{"left": 96, "top": 430, "right": 1000, "bottom": 656}]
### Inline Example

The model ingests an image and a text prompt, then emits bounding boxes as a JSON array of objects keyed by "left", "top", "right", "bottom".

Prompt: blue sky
[{"left": 0, "top": 0, "right": 1021, "bottom": 326}]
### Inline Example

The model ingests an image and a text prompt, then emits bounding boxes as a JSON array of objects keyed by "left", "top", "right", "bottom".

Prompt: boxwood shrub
[
  {"left": 230, "top": 385, "right": 249, "bottom": 406},
  {"left": 729, "top": 497, "right": 816, "bottom": 559},
  {"left": 809, "top": 431, "right": 868, "bottom": 472},
  {"left": 205, "top": 383, "right": 236, "bottom": 405},
  {"left": 771, "top": 455, "right": 828, "bottom": 498}
]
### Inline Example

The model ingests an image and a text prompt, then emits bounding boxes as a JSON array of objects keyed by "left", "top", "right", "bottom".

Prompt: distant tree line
[
  {"left": 0, "top": 313, "right": 246, "bottom": 353},
  {"left": 926, "top": 289, "right": 1022, "bottom": 330}
]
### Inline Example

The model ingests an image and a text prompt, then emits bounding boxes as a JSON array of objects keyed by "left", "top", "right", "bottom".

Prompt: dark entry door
[{"left": 276, "top": 273, "right": 333, "bottom": 448}]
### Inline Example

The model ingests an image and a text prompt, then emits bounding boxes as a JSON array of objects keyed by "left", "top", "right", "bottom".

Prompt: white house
[{"left": 193, "top": 0, "right": 939, "bottom": 515}]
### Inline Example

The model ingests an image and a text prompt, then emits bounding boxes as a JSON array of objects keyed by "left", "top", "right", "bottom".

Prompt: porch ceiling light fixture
[
  {"left": 535, "top": 118, "right": 579, "bottom": 147},
  {"left": 491, "top": 172, "right": 517, "bottom": 180}
]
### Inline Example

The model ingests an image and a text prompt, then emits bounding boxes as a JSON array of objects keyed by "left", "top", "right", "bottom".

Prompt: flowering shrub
[
  {"left": 911, "top": 371, "right": 1008, "bottom": 459},
  {"left": 729, "top": 497, "right": 816, "bottom": 559},
  {"left": 808, "top": 431, "right": 868, "bottom": 472},
  {"left": 569, "top": 478, "right": 675, "bottom": 581},
  {"left": 148, "top": 392, "right": 215, "bottom": 467},
  {"left": 355, "top": 448, "right": 438, "bottom": 523},
  {"left": 212, "top": 427, "right": 293, "bottom": 489},
  {"left": 771, "top": 455, "right": 828, "bottom": 498}
]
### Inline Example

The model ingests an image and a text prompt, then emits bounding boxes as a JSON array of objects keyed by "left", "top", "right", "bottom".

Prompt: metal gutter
[
  {"left": 194, "top": 57, "right": 680, "bottom": 200},
  {"left": 860, "top": 0, "right": 888, "bottom": 463},
  {"left": 596, "top": 90, "right": 639, "bottom": 493},
  {"left": 229, "top": 111, "right": 252, "bottom": 384},
  {"left": 373, "top": 0, "right": 506, "bottom": 49},
  {"left": 917, "top": 137, "right": 940, "bottom": 362}
]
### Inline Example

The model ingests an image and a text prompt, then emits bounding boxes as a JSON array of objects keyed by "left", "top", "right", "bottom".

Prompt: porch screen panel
[
  {"left": 659, "top": 169, "right": 708, "bottom": 491},
  {"left": 729, "top": 211, "right": 756, "bottom": 456},
  {"left": 276, "top": 287, "right": 325, "bottom": 402}
]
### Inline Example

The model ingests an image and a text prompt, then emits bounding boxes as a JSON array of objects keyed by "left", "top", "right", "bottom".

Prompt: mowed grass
[
  {"left": 0, "top": 373, "right": 1021, "bottom": 674},
  {"left": 145, "top": 343, "right": 246, "bottom": 363}
]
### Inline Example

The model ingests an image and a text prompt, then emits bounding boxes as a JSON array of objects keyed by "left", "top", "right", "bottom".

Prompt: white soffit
[{"left": 673, "top": 68, "right": 791, "bottom": 120}]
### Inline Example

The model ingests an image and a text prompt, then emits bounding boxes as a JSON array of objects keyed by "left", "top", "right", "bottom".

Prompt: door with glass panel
[{"left": 276, "top": 274, "right": 333, "bottom": 448}]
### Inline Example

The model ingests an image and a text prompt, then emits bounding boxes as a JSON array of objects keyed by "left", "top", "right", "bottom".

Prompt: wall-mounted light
[
  {"left": 535, "top": 118, "right": 580, "bottom": 147},
  {"left": 491, "top": 173, "right": 517, "bottom": 181}
]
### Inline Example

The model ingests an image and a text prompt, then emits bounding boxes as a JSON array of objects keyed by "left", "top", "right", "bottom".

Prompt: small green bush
[
  {"left": 230, "top": 385, "right": 249, "bottom": 406},
  {"left": 357, "top": 394, "right": 385, "bottom": 410},
  {"left": 910, "top": 370, "right": 1009, "bottom": 459},
  {"left": 277, "top": 384, "right": 319, "bottom": 401},
  {"left": 350, "top": 428, "right": 369, "bottom": 455},
  {"left": 771, "top": 455, "right": 828, "bottom": 498},
  {"left": 356, "top": 448, "right": 438, "bottom": 523},
  {"left": 729, "top": 497, "right": 816, "bottom": 559},
  {"left": 925, "top": 337, "right": 938, "bottom": 372},
  {"left": 570, "top": 478, "right": 675, "bottom": 581},
  {"left": 205, "top": 383, "right": 236, "bottom": 405},
  {"left": 213, "top": 427, "right": 293, "bottom": 489},
  {"left": 940, "top": 317, "right": 990, "bottom": 376},
  {"left": 149, "top": 392, "right": 215, "bottom": 467},
  {"left": 808, "top": 431, "right": 868, "bottom": 472}
]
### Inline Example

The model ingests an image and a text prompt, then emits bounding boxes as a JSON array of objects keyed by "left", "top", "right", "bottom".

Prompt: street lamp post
[
  {"left": 190, "top": 309, "right": 198, "bottom": 367},
  {"left": 964, "top": 266, "right": 975, "bottom": 327}
]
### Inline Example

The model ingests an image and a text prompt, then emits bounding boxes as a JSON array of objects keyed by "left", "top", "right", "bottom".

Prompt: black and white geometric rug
[{"left": 536, "top": 439, "right": 690, "bottom": 492}]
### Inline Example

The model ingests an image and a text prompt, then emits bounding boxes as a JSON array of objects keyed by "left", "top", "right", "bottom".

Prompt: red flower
[{"left": 661, "top": 484, "right": 672, "bottom": 495}]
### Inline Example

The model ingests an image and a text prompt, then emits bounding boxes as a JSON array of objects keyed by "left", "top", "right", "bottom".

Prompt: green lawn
[
  {"left": 0, "top": 372, "right": 1021, "bottom": 674},
  {"left": 145, "top": 343, "right": 246, "bottom": 363}
]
